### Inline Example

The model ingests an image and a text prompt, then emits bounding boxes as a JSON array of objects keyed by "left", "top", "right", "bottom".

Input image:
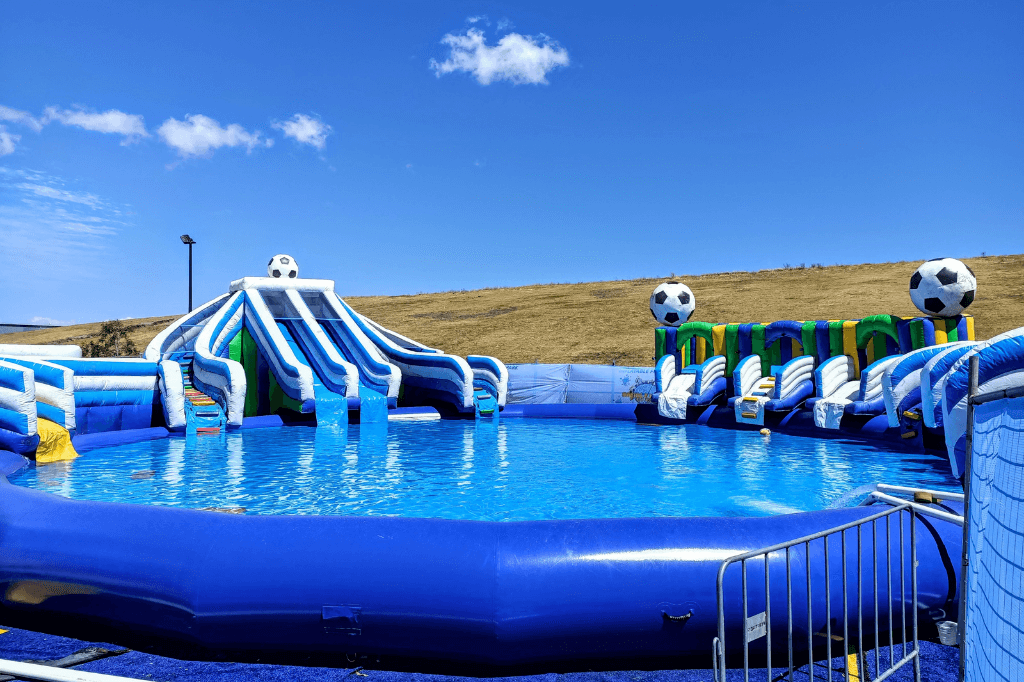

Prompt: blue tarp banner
[
  {"left": 965, "top": 396, "right": 1024, "bottom": 681},
  {"left": 506, "top": 364, "right": 655, "bottom": 405}
]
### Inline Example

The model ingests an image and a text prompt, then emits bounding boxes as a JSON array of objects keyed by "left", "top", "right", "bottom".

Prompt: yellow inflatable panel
[
  {"left": 842, "top": 321, "right": 860, "bottom": 378},
  {"left": 34, "top": 419, "right": 78, "bottom": 464},
  {"left": 695, "top": 337, "right": 707, "bottom": 364},
  {"left": 711, "top": 324, "right": 727, "bottom": 357},
  {"left": 965, "top": 315, "right": 975, "bottom": 341}
]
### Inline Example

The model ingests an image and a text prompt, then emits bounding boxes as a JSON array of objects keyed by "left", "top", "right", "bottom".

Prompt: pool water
[{"left": 9, "top": 420, "right": 960, "bottom": 520}]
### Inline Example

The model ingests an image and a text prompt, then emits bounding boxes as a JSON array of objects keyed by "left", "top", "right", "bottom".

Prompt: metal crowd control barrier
[{"left": 712, "top": 504, "right": 920, "bottom": 682}]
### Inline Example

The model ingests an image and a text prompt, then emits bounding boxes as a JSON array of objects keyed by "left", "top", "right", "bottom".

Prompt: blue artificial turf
[{"left": 0, "top": 625, "right": 959, "bottom": 682}]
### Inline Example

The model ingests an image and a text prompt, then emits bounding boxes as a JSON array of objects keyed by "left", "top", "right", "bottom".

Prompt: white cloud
[
  {"left": 157, "top": 114, "right": 271, "bottom": 158},
  {"left": 273, "top": 114, "right": 332, "bottom": 150},
  {"left": 16, "top": 182, "right": 102, "bottom": 208},
  {"left": 0, "top": 105, "right": 44, "bottom": 132},
  {"left": 467, "top": 15, "right": 487, "bottom": 24},
  {"left": 0, "top": 169, "right": 127, "bottom": 281},
  {"left": 0, "top": 126, "right": 19, "bottom": 156},
  {"left": 42, "top": 106, "right": 148, "bottom": 144},
  {"left": 496, "top": 18, "right": 513, "bottom": 32},
  {"left": 430, "top": 28, "right": 570, "bottom": 85},
  {"left": 30, "top": 316, "right": 76, "bottom": 326}
]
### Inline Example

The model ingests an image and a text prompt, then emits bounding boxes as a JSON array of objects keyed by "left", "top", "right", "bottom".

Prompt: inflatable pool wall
[{"left": 0, "top": 475, "right": 963, "bottom": 668}]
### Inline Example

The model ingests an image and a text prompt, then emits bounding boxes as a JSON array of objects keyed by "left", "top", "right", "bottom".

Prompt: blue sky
[{"left": 1, "top": 1, "right": 1021, "bottom": 325}]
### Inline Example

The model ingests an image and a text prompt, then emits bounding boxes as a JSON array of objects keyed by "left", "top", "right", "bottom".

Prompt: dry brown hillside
[{"left": 3, "top": 255, "right": 1023, "bottom": 367}]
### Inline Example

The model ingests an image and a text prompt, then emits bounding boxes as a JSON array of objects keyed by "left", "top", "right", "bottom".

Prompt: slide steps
[
  {"left": 181, "top": 362, "right": 225, "bottom": 433},
  {"left": 473, "top": 388, "right": 497, "bottom": 416}
]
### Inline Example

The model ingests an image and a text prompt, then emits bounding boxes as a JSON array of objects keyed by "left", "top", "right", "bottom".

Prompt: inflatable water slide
[{"left": 145, "top": 273, "right": 507, "bottom": 429}]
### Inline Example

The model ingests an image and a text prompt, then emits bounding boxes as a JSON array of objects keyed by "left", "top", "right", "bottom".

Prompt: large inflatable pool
[{"left": 0, "top": 420, "right": 963, "bottom": 670}]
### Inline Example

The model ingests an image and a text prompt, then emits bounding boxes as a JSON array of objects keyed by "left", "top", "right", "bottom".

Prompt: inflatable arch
[
  {"left": 764, "top": 321, "right": 807, "bottom": 368},
  {"left": 673, "top": 322, "right": 717, "bottom": 368},
  {"left": 856, "top": 314, "right": 902, "bottom": 365}
]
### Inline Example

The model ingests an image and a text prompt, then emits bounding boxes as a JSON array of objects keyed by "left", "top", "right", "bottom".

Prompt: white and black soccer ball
[
  {"left": 649, "top": 281, "right": 695, "bottom": 326},
  {"left": 267, "top": 254, "right": 299, "bottom": 279},
  {"left": 909, "top": 258, "right": 976, "bottom": 317}
]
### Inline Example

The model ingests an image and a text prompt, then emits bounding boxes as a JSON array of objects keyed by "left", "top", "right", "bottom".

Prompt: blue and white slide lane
[
  {"left": 467, "top": 355, "right": 508, "bottom": 408},
  {"left": 241, "top": 289, "right": 316, "bottom": 413},
  {"left": 920, "top": 342, "right": 979, "bottom": 429},
  {"left": 358, "top": 311, "right": 508, "bottom": 409},
  {"left": 0, "top": 357, "right": 75, "bottom": 432},
  {"left": 881, "top": 345, "right": 952, "bottom": 429},
  {"left": 315, "top": 293, "right": 401, "bottom": 406},
  {"left": 942, "top": 326, "right": 1024, "bottom": 477},
  {"left": 192, "top": 291, "right": 248, "bottom": 427},
  {"left": 0, "top": 360, "right": 38, "bottom": 454},
  {"left": 281, "top": 289, "right": 359, "bottom": 402},
  {"left": 338, "top": 297, "right": 476, "bottom": 413},
  {"left": 272, "top": 321, "right": 349, "bottom": 422},
  {"left": 144, "top": 293, "right": 231, "bottom": 361},
  {"left": 357, "top": 314, "right": 442, "bottom": 353}
]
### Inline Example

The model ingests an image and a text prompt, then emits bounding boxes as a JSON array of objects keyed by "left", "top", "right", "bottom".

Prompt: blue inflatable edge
[
  {"left": 0, "top": 449, "right": 30, "bottom": 477},
  {"left": 72, "top": 427, "right": 170, "bottom": 453},
  {"left": 500, "top": 403, "right": 638, "bottom": 420}
]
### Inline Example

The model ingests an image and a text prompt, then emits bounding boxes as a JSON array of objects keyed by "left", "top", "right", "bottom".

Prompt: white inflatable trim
[
  {"left": 860, "top": 356, "right": 901, "bottom": 402},
  {"left": 158, "top": 360, "right": 186, "bottom": 430},
  {"left": 0, "top": 360, "right": 36, "bottom": 436},
  {"left": 775, "top": 356, "right": 814, "bottom": 401},
  {"left": 0, "top": 344, "right": 82, "bottom": 358},
  {"left": 32, "top": 360, "right": 75, "bottom": 432},
  {"left": 816, "top": 356, "right": 854, "bottom": 399},
  {"left": 655, "top": 354, "right": 677, "bottom": 394},
  {"left": 734, "top": 355, "right": 762, "bottom": 398},
  {"left": 230, "top": 277, "right": 335, "bottom": 293},
  {"left": 74, "top": 376, "right": 159, "bottom": 392},
  {"left": 696, "top": 356, "right": 727, "bottom": 394}
]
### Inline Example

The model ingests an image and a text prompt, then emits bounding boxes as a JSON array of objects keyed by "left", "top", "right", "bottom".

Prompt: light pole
[{"left": 180, "top": 234, "right": 196, "bottom": 312}]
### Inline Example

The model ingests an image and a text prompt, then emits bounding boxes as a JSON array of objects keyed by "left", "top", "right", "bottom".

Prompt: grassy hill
[{"left": 3, "top": 255, "right": 1022, "bottom": 367}]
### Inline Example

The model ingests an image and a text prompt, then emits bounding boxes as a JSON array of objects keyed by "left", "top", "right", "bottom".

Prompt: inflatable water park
[{"left": 0, "top": 254, "right": 1020, "bottom": 674}]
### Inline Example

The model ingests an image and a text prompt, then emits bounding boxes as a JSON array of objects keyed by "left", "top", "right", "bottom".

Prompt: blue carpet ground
[{"left": 0, "top": 625, "right": 959, "bottom": 681}]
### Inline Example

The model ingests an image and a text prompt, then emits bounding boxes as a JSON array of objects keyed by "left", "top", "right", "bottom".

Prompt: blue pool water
[{"left": 9, "top": 420, "right": 960, "bottom": 520}]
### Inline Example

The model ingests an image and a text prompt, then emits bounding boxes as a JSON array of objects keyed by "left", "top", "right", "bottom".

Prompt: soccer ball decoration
[
  {"left": 267, "top": 254, "right": 299, "bottom": 279},
  {"left": 649, "top": 281, "right": 695, "bottom": 326},
  {"left": 909, "top": 258, "right": 976, "bottom": 317}
]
